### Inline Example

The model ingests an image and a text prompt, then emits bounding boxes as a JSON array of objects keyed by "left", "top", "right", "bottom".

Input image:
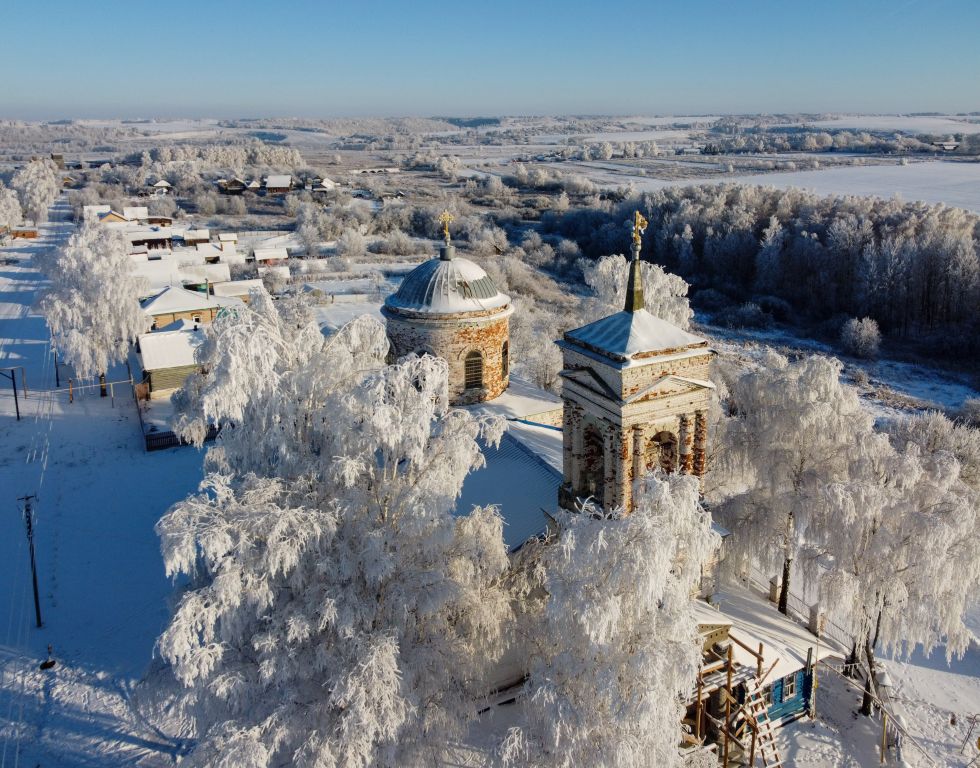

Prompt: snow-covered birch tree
[
  {"left": 583, "top": 253, "right": 693, "bottom": 329},
  {"left": 717, "top": 353, "right": 873, "bottom": 615},
  {"left": 39, "top": 223, "right": 150, "bottom": 380},
  {"left": 11, "top": 158, "right": 60, "bottom": 223},
  {"left": 159, "top": 301, "right": 514, "bottom": 767},
  {"left": 501, "top": 473, "right": 719, "bottom": 768},
  {"left": 0, "top": 181, "right": 22, "bottom": 230}
]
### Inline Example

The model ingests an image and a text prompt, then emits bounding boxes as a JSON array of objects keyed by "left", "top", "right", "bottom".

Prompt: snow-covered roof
[
  {"left": 138, "top": 327, "right": 205, "bottom": 371},
  {"left": 151, "top": 179, "right": 171, "bottom": 188},
  {"left": 313, "top": 177, "right": 336, "bottom": 189},
  {"left": 182, "top": 228, "right": 210, "bottom": 241},
  {"left": 212, "top": 279, "right": 266, "bottom": 298},
  {"left": 218, "top": 232, "right": 238, "bottom": 242},
  {"left": 82, "top": 204, "right": 111, "bottom": 219},
  {"left": 141, "top": 285, "right": 243, "bottom": 316},
  {"left": 705, "top": 585, "right": 839, "bottom": 682},
  {"left": 384, "top": 251, "right": 511, "bottom": 315},
  {"left": 463, "top": 375, "right": 562, "bottom": 425},
  {"left": 253, "top": 246, "right": 289, "bottom": 261},
  {"left": 265, "top": 174, "right": 291, "bottom": 188},
  {"left": 123, "top": 206, "right": 148, "bottom": 221},
  {"left": 456, "top": 427, "right": 561, "bottom": 550},
  {"left": 563, "top": 309, "right": 707, "bottom": 363},
  {"left": 247, "top": 179, "right": 261, "bottom": 188},
  {"left": 181, "top": 263, "right": 231, "bottom": 284}
]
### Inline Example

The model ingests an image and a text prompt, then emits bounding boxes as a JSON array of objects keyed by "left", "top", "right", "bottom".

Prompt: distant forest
[{"left": 544, "top": 184, "right": 980, "bottom": 360}]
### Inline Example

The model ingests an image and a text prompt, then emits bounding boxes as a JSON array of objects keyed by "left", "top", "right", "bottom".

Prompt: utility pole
[
  {"left": 0, "top": 368, "right": 19, "bottom": 420},
  {"left": 18, "top": 494, "right": 42, "bottom": 628}
]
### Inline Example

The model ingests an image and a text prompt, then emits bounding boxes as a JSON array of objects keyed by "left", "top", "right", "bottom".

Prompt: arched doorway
[{"left": 647, "top": 431, "right": 678, "bottom": 474}]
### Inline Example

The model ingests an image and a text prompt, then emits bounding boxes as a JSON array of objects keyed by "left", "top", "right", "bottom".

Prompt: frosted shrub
[{"left": 841, "top": 316, "right": 881, "bottom": 358}]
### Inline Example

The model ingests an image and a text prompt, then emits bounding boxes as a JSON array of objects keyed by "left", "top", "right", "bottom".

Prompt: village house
[
  {"left": 211, "top": 279, "right": 267, "bottom": 303},
  {"left": 134, "top": 322, "right": 206, "bottom": 400},
  {"left": 180, "top": 228, "right": 210, "bottom": 246},
  {"left": 122, "top": 206, "right": 149, "bottom": 224},
  {"left": 141, "top": 284, "right": 244, "bottom": 328},
  {"left": 252, "top": 246, "right": 289, "bottom": 265},
  {"left": 264, "top": 175, "right": 292, "bottom": 195},
  {"left": 219, "top": 177, "right": 248, "bottom": 195}
]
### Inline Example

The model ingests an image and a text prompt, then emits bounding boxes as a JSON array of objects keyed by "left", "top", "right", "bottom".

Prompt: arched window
[
  {"left": 501, "top": 341, "right": 509, "bottom": 377},
  {"left": 464, "top": 350, "right": 484, "bottom": 390},
  {"left": 581, "top": 426, "right": 605, "bottom": 502}
]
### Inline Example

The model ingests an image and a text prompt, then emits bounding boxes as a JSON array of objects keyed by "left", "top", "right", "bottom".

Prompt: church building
[
  {"left": 381, "top": 211, "right": 513, "bottom": 405},
  {"left": 557, "top": 212, "right": 715, "bottom": 513}
]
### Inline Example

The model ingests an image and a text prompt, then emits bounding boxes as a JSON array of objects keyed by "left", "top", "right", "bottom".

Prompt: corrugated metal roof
[
  {"left": 456, "top": 431, "right": 560, "bottom": 550},
  {"left": 564, "top": 308, "right": 706, "bottom": 360}
]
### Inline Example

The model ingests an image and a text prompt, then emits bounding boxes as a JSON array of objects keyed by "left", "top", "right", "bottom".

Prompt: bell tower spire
[{"left": 624, "top": 210, "right": 647, "bottom": 313}]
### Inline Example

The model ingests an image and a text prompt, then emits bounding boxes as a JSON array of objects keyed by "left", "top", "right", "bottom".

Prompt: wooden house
[
  {"left": 220, "top": 177, "right": 248, "bottom": 195},
  {"left": 98, "top": 210, "right": 129, "bottom": 225},
  {"left": 264, "top": 175, "right": 292, "bottom": 195},
  {"left": 123, "top": 206, "right": 149, "bottom": 224},
  {"left": 141, "top": 285, "right": 244, "bottom": 328},
  {"left": 212, "top": 279, "right": 267, "bottom": 303},
  {"left": 181, "top": 228, "right": 210, "bottom": 246},
  {"left": 50, "top": 153, "right": 65, "bottom": 169},
  {"left": 252, "top": 246, "right": 289, "bottom": 265},
  {"left": 135, "top": 323, "right": 206, "bottom": 399}
]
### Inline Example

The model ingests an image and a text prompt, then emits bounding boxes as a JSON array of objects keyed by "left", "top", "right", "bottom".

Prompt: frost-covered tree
[
  {"left": 717, "top": 353, "right": 873, "bottom": 614},
  {"left": 501, "top": 473, "right": 719, "bottom": 768},
  {"left": 807, "top": 412, "right": 980, "bottom": 712},
  {"left": 0, "top": 181, "right": 22, "bottom": 229},
  {"left": 584, "top": 253, "right": 693, "bottom": 329},
  {"left": 39, "top": 224, "right": 150, "bottom": 380},
  {"left": 840, "top": 316, "right": 881, "bottom": 358},
  {"left": 160, "top": 302, "right": 513, "bottom": 767},
  {"left": 11, "top": 159, "right": 60, "bottom": 222},
  {"left": 336, "top": 227, "right": 366, "bottom": 259}
]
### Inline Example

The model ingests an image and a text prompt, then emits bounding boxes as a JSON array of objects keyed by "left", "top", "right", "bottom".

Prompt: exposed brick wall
[{"left": 384, "top": 309, "right": 511, "bottom": 405}]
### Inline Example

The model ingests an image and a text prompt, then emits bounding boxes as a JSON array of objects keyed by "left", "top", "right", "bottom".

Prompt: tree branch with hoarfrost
[
  {"left": 0, "top": 181, "right": 22, "bottom": 230},
  {"left": 39, "top": 223, "right": 150, "bottom": 380},
  {"left": 159, "top": 302, "right": 513, "bottom": 767},
  {"left": 583, "top": 253, "right": 693, "bottom": 329},
  {"left": 501, "top": 473, "right": 719, "bottom": 768}
]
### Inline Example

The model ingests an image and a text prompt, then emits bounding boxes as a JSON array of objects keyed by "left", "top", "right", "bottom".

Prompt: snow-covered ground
[{"left": 0, "top": 200, "right": 203, "bottom": 766}]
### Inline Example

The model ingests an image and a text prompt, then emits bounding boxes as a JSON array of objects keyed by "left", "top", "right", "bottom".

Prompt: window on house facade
[
  {"left": 782, "top": 674, "right": 797, "bottom": 699},
  {"left": 464, "top": 350, "right": 483, "bottom": 390},
  {"left": 501, "top": 341, "right": 509, "bottom": 376},
  {"left": 192, "top": 314, "right": 202, "bottom": 324},
  {"left": 761, "top": 684, "right": 773, "bottom": 707}
]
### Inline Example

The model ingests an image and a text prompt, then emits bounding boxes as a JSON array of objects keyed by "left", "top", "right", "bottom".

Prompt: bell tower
[{"left": 557, "top": 212, "right": 715, "bottom": 512}]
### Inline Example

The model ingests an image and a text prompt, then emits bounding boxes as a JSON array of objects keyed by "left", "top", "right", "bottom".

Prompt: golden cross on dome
[
  {"left": 632, "top": 210, "right": 648, "bottom": 248},
  {"left": 438, "top": 209, "right": 454, "bottom": 244}
]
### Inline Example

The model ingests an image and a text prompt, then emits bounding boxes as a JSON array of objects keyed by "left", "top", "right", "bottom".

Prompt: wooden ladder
[{"left": 744, "top": 677, "right": 783, "bottom": 768}]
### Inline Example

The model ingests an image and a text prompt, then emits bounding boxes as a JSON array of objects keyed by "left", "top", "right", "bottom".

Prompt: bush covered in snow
[{"left": 840, "top": 316, "right": 881, "bottom": 358}]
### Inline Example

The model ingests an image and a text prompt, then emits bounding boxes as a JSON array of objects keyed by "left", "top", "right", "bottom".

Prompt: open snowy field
[
  {"left": 573, "top": 160, "right": 980, "bottom": 214},
  {"left": 797, "top": 115, "right": 980, "bottom": 135}
]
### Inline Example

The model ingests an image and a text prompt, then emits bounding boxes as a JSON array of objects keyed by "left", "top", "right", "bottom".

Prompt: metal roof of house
[
  {"left": 141, "top": 285, "right": 243, "bottom": 316},
  {"left": 265, "top": 174, "right": 292, "bottom": 188}
]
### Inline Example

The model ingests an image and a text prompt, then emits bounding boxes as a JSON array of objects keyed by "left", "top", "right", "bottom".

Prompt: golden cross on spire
[
  {"left": 632, "top": 210, "right": 648, "bottom": 248},
  {"left": 438, "top": 209, "right": 454, "bottom": 244}
]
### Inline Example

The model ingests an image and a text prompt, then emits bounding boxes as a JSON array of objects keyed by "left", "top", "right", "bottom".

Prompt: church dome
[{"left": 384, "top": 246, "right": 511, "bottom": 315}]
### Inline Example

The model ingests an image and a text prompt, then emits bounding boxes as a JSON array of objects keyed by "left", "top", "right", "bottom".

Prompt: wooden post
[
  {"left": 749, "top": 728, "right": 757, "bottom": 766},
  {"left": 68, "top": 378, "right": 73, "bottom": 403},
  {"left": 881, "top": 710, "right": 888, "bottom": 764},
  {"left": 758, "top": 643, "right": 764, "bottom": 677},
  {"left": 723, "top": 645, "right": 733, "bottom": 767},
  {"left": 695, "top": 676, "right": 703, "bottom": 740}
]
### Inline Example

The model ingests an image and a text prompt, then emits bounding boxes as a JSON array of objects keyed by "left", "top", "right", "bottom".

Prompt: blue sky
[{"left": 2, "top": 0, "right": 977, "bottom": 119}]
